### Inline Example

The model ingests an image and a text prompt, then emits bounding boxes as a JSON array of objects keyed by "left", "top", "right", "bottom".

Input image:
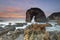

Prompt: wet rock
[
  {"left": 49, "top": 31, "right": 60, "bottom": 40},
  {"left": 0, "top": 29, "right": 21, "bottom": 40},
  {"left": 13, "top": 23, "right": 27, "bottom": 27},
  {"left": 5, "top": 23, "right": 15, "bottom": 31},
  {"left": 0, "top": 27, "right": 5, "bottom": 31}
]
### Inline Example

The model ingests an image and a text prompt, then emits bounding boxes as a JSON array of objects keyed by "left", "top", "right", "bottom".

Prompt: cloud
[
  {"left": 5, "top": 7, "right": 24, "bottom": 12},
  {"left": 0, "top": 6, "right": 26, "bottom": 18},
  {"left": 0, "top": 12, "right": 25, "bottom": 18}
]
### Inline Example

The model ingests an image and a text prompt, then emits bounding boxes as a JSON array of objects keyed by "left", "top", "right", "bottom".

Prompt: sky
[{"left": 0, "top": 0, "right": 60, "bottom": 21}]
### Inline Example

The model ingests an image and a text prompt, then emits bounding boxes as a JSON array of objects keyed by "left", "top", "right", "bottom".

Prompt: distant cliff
[{"left": 48, "top": 12, "right": 60, "bottom": 20}]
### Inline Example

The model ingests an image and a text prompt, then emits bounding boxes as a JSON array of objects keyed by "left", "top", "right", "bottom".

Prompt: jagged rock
[
  {"left": 24, "top": 24, "right": 49, "bottom": 40},
  {"left": 26, "top": 8, "right": 47, "bottom": 22}
]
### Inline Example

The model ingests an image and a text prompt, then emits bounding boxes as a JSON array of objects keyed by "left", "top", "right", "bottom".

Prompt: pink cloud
[{"left": 0, "top": 7, "right": 26, "bottom": 18}]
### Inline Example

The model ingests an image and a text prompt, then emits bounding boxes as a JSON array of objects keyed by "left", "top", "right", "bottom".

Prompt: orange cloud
[{"left": 0, "top": 13, "right": 25, "bottom": 18}]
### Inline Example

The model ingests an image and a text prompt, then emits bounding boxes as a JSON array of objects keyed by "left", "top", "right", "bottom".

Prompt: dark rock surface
[
  {"left": 26, "top": 8, "right": 47, "bottom": 22},
  {"left": 5, "top": 23, "right": 15, "bottom": 31},
  {"left": 13, "top": 23, "right": 27, "bottom": 27},
  {"left": 48, "top": 12, "right": 60, "bottom": 20}
]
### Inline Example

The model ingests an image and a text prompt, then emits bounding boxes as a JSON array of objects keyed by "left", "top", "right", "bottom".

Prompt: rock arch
[{"left": 26, "top": 8, "right": 47, "bottom": 22}]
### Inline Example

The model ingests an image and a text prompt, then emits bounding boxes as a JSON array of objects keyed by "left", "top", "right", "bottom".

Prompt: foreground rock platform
[{"left": 24, "top": 24, "right": 50, "bottom": 40}]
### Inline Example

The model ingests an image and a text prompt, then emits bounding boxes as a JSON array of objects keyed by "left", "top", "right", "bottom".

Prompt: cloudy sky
[{"left": 0, "top": 0, "right": 60, "bottom": 20}]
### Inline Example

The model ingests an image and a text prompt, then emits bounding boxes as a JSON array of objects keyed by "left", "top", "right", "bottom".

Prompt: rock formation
[
  {"left": 48, "top": 12, "right": 60, "bottom": 20},
  {"left": 24, "top": 24, "right": 50, "bottom": 40},
  {"left": 26, "top": 8, "right": 47, "bottom": 22}
]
